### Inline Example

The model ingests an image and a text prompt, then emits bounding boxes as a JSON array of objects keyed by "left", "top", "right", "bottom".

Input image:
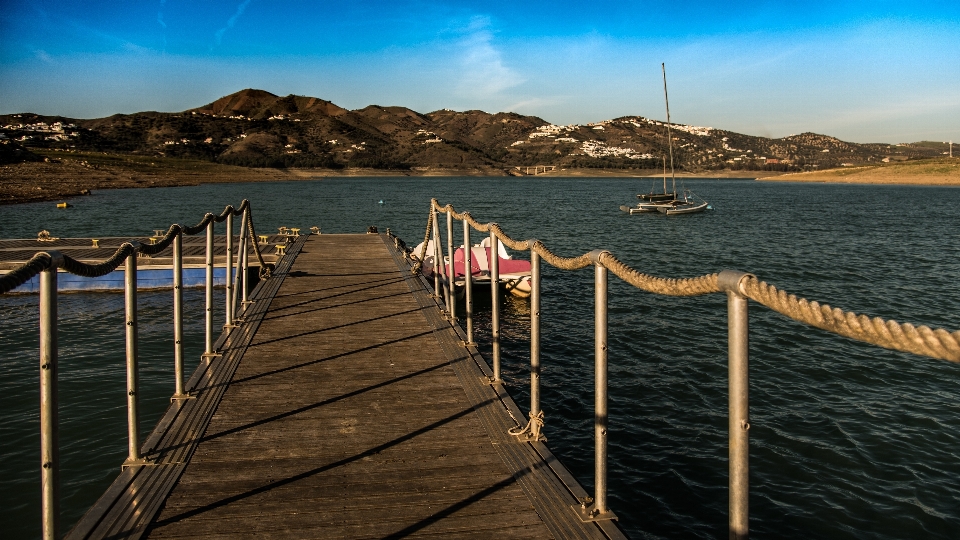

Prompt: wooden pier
[{"left": 67, "top": 233, "right": 626, "bottom": 539}]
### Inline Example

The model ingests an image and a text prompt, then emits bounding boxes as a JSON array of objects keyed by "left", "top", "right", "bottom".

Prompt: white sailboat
[{"left": 622, "top": 63, "right": 709, "bottom": 215}]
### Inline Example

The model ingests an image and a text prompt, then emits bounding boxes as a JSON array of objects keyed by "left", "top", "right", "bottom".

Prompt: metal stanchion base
[
  {"left": 170, "top": 392, "right": 196, "bottom": 401},
  {"left": 223, "top": 323, "right": 241, "bottom": 329},
  {"left": 571, "top": 500, "right": 617, "bottom": 522},
  {"left": 480, "top": 376, "right": 503, "bottom": 386},
  {"left": 459, "top": 340, "right": 477, "bottom": 348},
  {"left": 120, "top": 457, "right": 152, "bottom": 470},
  {"left": 201, "top": 352, "right": 222, "bottom": 363}
]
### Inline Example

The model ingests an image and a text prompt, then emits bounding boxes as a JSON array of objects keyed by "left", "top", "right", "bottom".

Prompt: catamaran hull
[
  {"left": 621, "top": 203, "right": 675, "bottom": 214},
  {"left": 658, "top": 201, "right": 709, "bottom": 215}
]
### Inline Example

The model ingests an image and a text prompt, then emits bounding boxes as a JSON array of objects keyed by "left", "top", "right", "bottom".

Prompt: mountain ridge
[{"left": 1, "top": 89, "right": 948, "bottom": 172}]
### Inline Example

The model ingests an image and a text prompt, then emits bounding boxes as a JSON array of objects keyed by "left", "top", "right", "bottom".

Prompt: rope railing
[
  {"left": 0, "top": 201, "right": 274, "bottom": 295},
  {"left": 431, "top": 198, "right": 960, "bottom": 362},
  {"left": 425, "top": 197, "right": 960, "bottom": 535},
  {"left": 740, "top": 277, "right": 960, "bottom": 362},
  {"left": 409, "top": 203, "right": 435, "bottom": 275},
  {"left": 0, "top": 200, "right": 285, "bottom": 540}
]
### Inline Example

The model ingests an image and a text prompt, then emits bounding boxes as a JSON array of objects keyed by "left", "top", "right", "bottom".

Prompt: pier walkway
[{"left": 69, "top": 233, "right": 625, "bottom": 539}]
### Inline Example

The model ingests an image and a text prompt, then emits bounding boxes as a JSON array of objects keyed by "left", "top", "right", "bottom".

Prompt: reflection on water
[{"left": 2, "top": 178, "right": 959, "bottom": 538}]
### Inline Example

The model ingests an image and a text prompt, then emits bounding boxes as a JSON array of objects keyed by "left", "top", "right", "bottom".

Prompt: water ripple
[{"left": 2, "top": 178, "right": 960, "bottom": 538}]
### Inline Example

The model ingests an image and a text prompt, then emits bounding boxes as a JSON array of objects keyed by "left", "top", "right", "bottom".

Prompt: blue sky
[{"left": 1, "top": 1, "right": 958, "bottom": 143}]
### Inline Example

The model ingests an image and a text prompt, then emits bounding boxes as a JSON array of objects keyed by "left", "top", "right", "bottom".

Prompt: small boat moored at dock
[{"left": 413, "top": 237, "right": 533, "bottom": 297}]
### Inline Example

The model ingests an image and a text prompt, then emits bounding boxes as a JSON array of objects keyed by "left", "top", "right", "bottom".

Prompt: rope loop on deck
[
  {"left": 428, "top": 198, "right": 960, "bottom": 363},
  {"left": 508, "top": 410, "right": 546, "bottom": 441}
]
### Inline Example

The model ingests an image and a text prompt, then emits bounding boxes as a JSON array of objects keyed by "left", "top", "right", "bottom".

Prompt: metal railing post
[
  {"left": 225, "top": 211, "right": 233, "bottom": 326},
  {"left": 573, "top": 250, "right": 615, "bottom": 521},
  {"left": 204, "top": 218, "right": 214, "bottom": 358},
  {"left": 172, "top": 232, "right": 187, "bottom": 399},
  {"left": 230, "top": 212, "right": 248, "bottom": 324},
  {"left": 434, "top": 223, "right": 447, "bottom": 308},
  {"left": 123, "top": 245, "right": 144, "bottom": 465},
  {"left": 593, "top": 254, "right": 608, "bottom": 515},
  {"left": 237, "top": 231, "right": 247, "bottom": 312},
  {"left": 241, "top": 209, "right": 250, "bottom": 308},
  {"left": 530, "top": 249, "right": 541, "bottom": 428},
  {"left": 719, "top": 270, "right": 753, "bottom": 540},
  {"left": 40, "top": 254, "right": 62, "bottom": 540},
  {"left": 489, "top": 229, "right": 501, "bottom": 382},
  {"left": 431, "top": 208, "right": 442, "bottom": 298},
  {"left": 446, "top": 212, "right": 456, "bottom": 318},
  {"left": 462, "top": 217, "right": 474, "bottom": 344}
]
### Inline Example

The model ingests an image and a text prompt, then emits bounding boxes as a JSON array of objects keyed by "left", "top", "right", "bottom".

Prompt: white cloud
[
  {"left": 34, "top": 50, "right": 54, "bottom": 64},
  {"left": 504, "top": 97, "right": 564, "bottom": 115},
  {"left": 215, "top": 0, "right": 253, "bottom": 45},
  {"left": 454, "top": 16, "right": 524, "bottom": 99}
]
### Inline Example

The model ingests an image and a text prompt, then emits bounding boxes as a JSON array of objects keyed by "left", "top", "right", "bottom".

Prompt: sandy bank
[{"left": 757, "top": 159, "right": 960, "bottom": 186}]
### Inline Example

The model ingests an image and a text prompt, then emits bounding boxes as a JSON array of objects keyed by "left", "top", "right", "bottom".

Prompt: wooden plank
[
  {"left": 140, "top": 234, "right": 555, "bottom": 539},
  {"left": 69, "top": 232, "right": 629, "bottom": 539},
  {"left": 382, "top": 235, "right": 628, "bottom": 540},
  {"left": 65, "top": 235, "right": 308, "bottom": 539}
]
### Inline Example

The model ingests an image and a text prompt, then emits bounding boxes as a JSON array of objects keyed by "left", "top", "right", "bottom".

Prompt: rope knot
[{"left": 508, "top": 410, "right": 546, "bottom": 441}]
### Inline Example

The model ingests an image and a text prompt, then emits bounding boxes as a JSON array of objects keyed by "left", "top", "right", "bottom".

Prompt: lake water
[{"left": 2, "top": 177, "right": 959, "bottom": 539}]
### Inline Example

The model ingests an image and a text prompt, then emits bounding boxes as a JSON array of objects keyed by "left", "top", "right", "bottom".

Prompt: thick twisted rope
[
  {"left": 0, "top": 252, "right": 54, "bottom": 293},
  {"left": 239, "top": 201, "right": 273, "bottom": 278},
  {"left": 429, "top": 198, "right": 960, "bottom": 363},
  {"left": 138, "top": 225, "right": 179, "bottom": 256},
  {"left": 599, "top": 252, "right": 720, "bottom": 296},
  {"left": 489, "top": 223, "right": 532, "bottom": 251},
  {"left": 1, "top": 200, "right": 275, "bottom": 293},
  {"left": 171, "top": 201, "right": 271, "bottom": 277},
  {"left": 409, "top": 204, "right": 434, "bottom": 275},
  {"left": 740, "top": 277, "right": 960, "bottom": 362},
  {"left": 461, "top": 212, "right": 492, "bottom": 233},
  {"left": 532, "top": 241, "right": 593, "bottom": 271},
  {"left": 432, "top": 199, "right": 594, "bottom": 270},
  {"left": 182, "top": 213, "right": 216, "bottom": 236},
  {"left": 60, "top": 244, "right": 137, "bottom": 277}
]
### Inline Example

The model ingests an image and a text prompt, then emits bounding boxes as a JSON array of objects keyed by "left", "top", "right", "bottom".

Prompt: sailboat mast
[
  {"left": 662, "top": 63, "right": 676, "bottom": 195},
  {"left": 662, "top": 156, "right": 667, "bottom": 194}
]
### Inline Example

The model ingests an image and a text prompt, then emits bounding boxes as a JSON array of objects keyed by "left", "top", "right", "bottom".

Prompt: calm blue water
[{"left": 2, "top": 177, "right": 959, "bottom": 539}]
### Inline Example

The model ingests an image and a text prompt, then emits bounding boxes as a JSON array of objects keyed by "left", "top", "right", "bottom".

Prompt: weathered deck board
[
  {"left": 69, "top": 233, "right": 626, "bottom": 539},
  {"left": 142, "top": 233, "right": 560, "bottom": 539},
  {"left": 65, "top": 235, "right": 308, "bottom": 540}
]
